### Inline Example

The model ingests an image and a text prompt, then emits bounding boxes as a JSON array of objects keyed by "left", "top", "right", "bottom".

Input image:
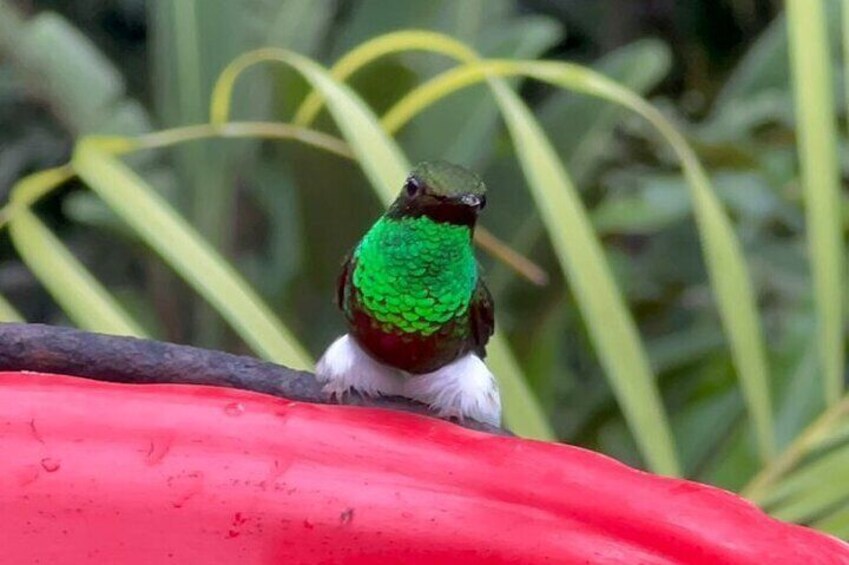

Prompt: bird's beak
[{"left": 459, "top": 194, "right": 481, "bottom": 208}]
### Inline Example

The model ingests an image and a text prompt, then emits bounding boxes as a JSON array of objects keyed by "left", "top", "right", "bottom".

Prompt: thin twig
[{"left": 475, "top": 227, "right": 549, "bottom": 286}]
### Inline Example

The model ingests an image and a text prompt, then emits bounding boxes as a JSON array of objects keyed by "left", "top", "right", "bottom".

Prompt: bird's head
[{"left": 387, "top": 161, "right": 487, "bottom": 227}]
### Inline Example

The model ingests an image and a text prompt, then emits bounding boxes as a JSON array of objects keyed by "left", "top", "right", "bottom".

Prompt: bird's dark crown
[{"left": 386, "top": 161, "right": 487, "bottom": 227}]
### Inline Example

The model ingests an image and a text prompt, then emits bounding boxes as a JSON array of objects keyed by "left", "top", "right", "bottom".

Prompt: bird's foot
[
  {"left": 315, "top": 334, "right": 403, "bottom": 402},
  {"left": 403, "top": 354, "right": 502, "bottom": 427}
]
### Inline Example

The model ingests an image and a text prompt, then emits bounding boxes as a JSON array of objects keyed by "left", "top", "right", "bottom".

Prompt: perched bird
[{"left": 316, "top": 161, "right": 501, "bottom": 426}]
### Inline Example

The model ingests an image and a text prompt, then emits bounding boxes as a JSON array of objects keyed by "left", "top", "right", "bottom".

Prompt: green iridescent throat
[{"left": 352, "top": 216, "right": 477, "bottom": 336}]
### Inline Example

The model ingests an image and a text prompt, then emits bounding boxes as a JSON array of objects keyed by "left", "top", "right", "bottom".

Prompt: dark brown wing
[
  {"left": 469, "top": 272, "right": 495, "bottom": 358},
  {"left": 336, "top": 252, "right": 354, "bottom": 311}
]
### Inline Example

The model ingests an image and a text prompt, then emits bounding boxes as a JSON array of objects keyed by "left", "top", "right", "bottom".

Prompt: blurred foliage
[{"left": 2, "top": 0, "right": 849, "bottom": 539}]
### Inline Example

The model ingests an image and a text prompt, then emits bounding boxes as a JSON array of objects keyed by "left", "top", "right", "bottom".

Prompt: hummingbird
[{"left": 315, "top": 161, "right": 501, "bottom": 426}]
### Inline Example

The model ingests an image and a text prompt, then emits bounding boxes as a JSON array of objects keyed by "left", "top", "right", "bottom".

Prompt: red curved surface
[{"left": 1, "top": 371, "right": 847, "bottom": 564}]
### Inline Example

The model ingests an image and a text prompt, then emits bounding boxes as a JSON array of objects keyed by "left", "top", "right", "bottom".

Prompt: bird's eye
[{"left": 405, "top": 176, "right": 422, "bottom": 197}]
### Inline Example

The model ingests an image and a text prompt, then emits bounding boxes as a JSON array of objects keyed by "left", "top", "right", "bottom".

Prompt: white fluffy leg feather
[
  {"left": 315, "top": 334, "right": 403, "bottom": 399},
  {"left": 403, "top": 354, "right": 502, "bottom": 427}
]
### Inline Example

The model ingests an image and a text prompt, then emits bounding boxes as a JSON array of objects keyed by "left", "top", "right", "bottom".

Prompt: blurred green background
[{"left": 2, "top": 0, "right": 849, "bottom": 538}]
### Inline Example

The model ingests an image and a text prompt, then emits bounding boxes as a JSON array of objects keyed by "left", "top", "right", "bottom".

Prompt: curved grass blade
[
  {"left": 292, "top": 30, "right": 478, "bottom": 126},
  {"left": 212, "top": 42, "right": 548, "bottom": 287},
  {"left": 212, "top": 49, "right": 408, "bottom": 199},
  {"left": 489, "top": 79, "right": 679, "bottom": 475},
  {"left": 288, "top": 33, "right": 549, "bottom": 287},
  {"left": 384, "top": 56, "right": 775, "bottom": 463},
  {"left": 787, "top": 0, "right": 844, "bottom": 404},
  {"left": 8, "top": 208, "right": 146, "bottom": 337},
  {"left": 0, "top": 166, "right": 76, "bottom": 232},
  {"left": 209, "top": 47, "right": 553, "bottom": 439},
  {"left": 0, "top": 293, "right": 24, "bottom": 322},
  {"left": 72, "top": 138, "right": 312, "bottom": 370}
]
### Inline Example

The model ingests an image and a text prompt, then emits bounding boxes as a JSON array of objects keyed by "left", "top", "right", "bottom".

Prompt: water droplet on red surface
[
  {"left": 40, "top": 458, "right": 60, "bottom": 472},
  {"left": 224, "top": 402, "right": 245, "bottom": 416}
]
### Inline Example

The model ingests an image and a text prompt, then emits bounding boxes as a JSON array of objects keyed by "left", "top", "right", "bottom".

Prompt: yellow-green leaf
[
  {"left": 8, "top": 208, "right": 145, "bottom": 337},
  {"left": 489, "top": 79, "right": 679, "bottom": 475},
  {"left": 72, "top": 138, "right": 312, "bottom": 370},
  {"left": 0, "top": 292, "right": 24, "bottom": 323},
  {"left": 787, "top": 0, "right": 844, "bottom": 404}
]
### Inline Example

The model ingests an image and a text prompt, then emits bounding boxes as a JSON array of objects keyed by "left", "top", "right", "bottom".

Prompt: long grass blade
[
  {"left": 518, "top": 62, "right": 775, "bottom": 463},
  {"left": 72, "top": 139, "right": 312, "bottom": 370},
  {"left": 209, "top": 47, "right": 553, "bottom": 439},
  {"left": 489, "top": 80, "right": 678, "bottom": 475},
  {"left": 212, "top": 49, "right": 408, "bottom": 198},
  {"left": 8, "top": 209, "right": 146, "bottom": 337},
  {"left": 292, "top": 30, "right": 478, "bottom": 126},
  {"left": 384, "top": 56, "right": 775, "bottom": 463},
  {"left": 786, "top": 0, "right": 844, "bottom": 404},
  {"left": 844, "top": 0, "right": 849, "bottom": 124}
]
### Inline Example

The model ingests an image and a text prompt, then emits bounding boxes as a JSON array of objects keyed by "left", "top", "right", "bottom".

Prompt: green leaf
[
  {"left": 72, "top": 138, "right": 312, "bottom": 370},
  {"left": 406, "top": 13, "right": 564, "bottom": 164},
  {"left": 489, "top": 80, "right": 679, "bottom": 475},
  {"left": 15, "top": 12, "right": 125, "bottom": 133},
  {"left": 0, "top": 292, "right": 24, "bottom": 323},
  {"left": 8, "top": 209, "right": 146, "bottom": 337},
  {"left": 766, "top": 448, "right": 849, "bottom": 523},
  {"left": 485, "top": 333, "right": 557, "bottom": 440},
  {"left": 813, "top": 500, "right": 849, "bottom": 538},
  {"left": 538, "top": 38, "right": 672, "bottom": 184},
  {"left": 266, "top": 0, "right": 337, "bottom": 53},
  {"left": 487, "top": 39, "right": 673, "bottom": 292},
  {"left": 787, "top": 0, "right": 845, "bottom": 404},
  {"left": 712, "top": 12, "right": 790, "bottom": 111},
  {"left": 520, "top": 60, "right": 776, "bottom": 463},
  {"left": 844, "top": 0, "right": 849, "bottom": 124},
  {"left": 743, "top": 393, "right": 849, "bottom": 508}
]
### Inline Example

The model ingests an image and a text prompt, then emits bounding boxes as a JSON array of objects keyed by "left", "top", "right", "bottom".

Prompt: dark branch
[{"left": 0, "top": 324, "right": 506, "bottom": 435}]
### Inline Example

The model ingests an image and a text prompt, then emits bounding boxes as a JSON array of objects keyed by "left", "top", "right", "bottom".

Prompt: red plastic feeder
[{"left": 2, "top": 371, "right": 848, "bottom": 564}]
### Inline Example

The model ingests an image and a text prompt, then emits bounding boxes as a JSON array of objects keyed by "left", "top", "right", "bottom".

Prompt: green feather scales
[{"left": 352, "top": 216, "right": 477, "bottom": 336}]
